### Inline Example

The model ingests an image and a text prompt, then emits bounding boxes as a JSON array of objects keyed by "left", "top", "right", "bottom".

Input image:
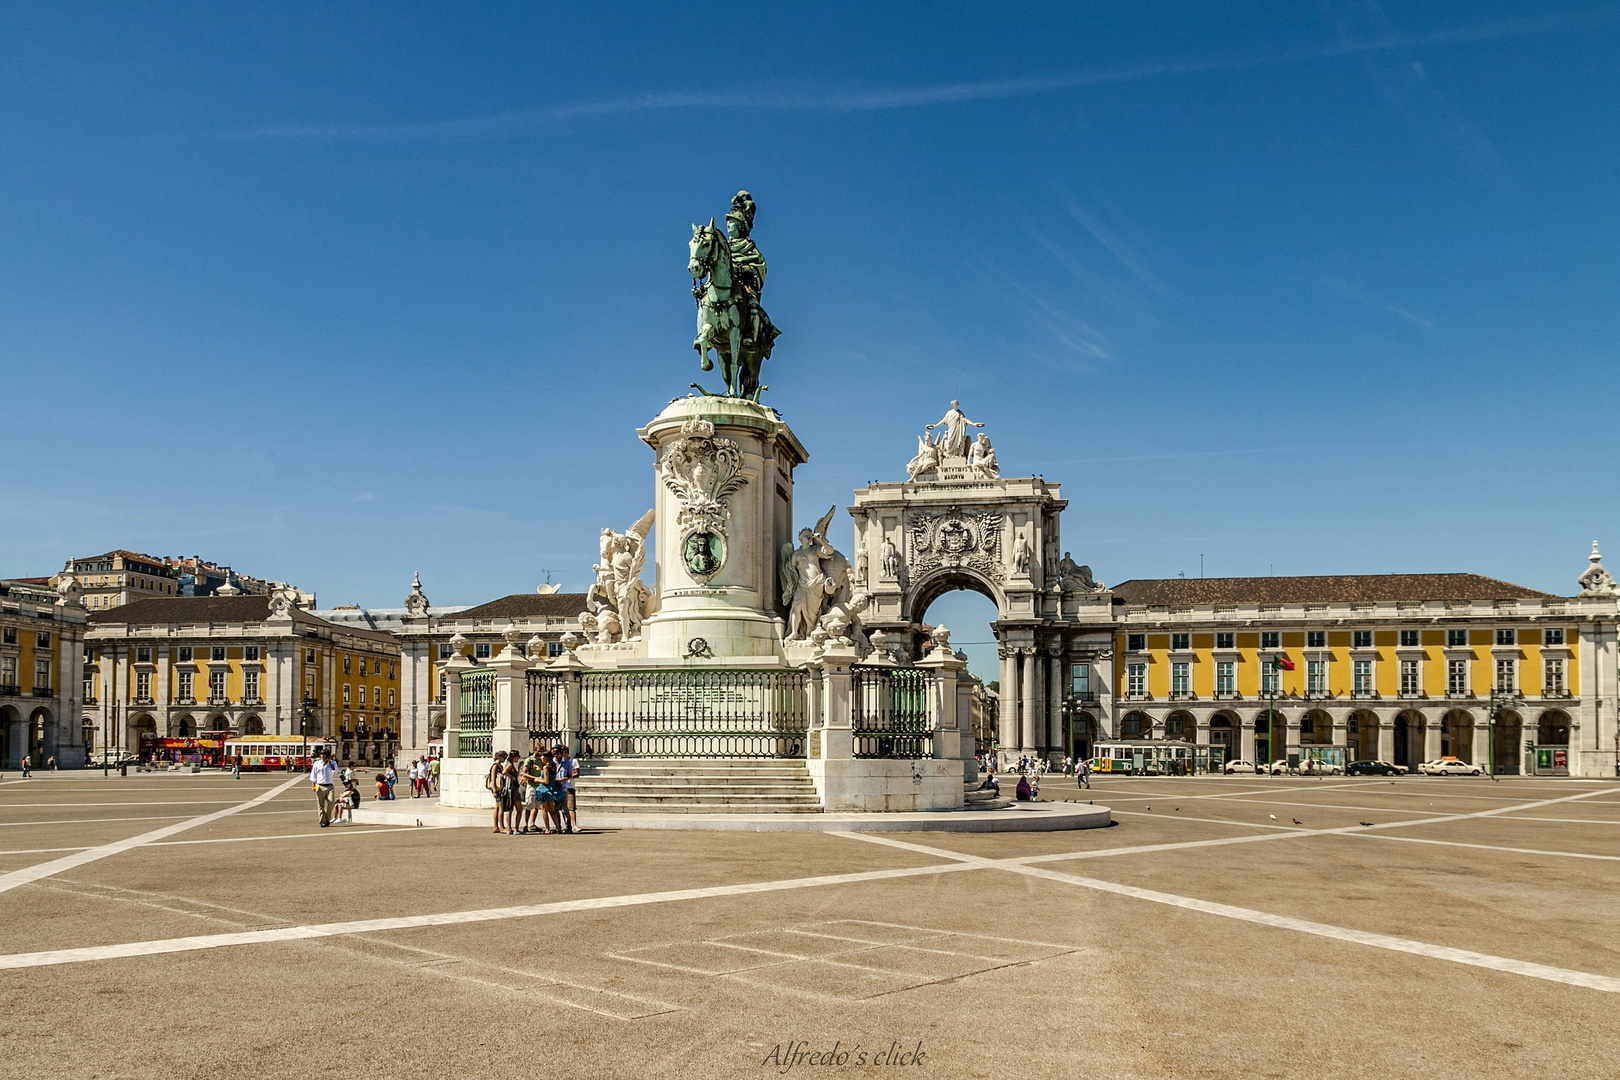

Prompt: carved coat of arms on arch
[{"left": 907, "top": 507, "right": 1006, "bottom": 583}]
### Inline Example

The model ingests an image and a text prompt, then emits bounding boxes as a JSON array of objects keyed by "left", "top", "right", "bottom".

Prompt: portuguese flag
[{"left": 1271, "top": 654, "right": 1295, "bottom": 672}]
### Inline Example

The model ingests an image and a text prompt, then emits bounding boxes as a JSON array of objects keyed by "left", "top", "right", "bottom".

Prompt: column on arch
[
  {"left": 1021, "top": 648, "right": 1040, "bottom": 753},
  {"left": 1240, "top": 714, "right": 1256, "bottom": 762},
  {"left": 997, "top": 648, "right": 1017, "bottom": 760},
  {"left": 1046, "top": 648, "right": 1063, "bottom": 758},
  {"left": 1423, "top": 716, "right": 1443, "bottom": 762},
  {"left": 1377, "top": 711, "right": 1394, "bottom": 762}
]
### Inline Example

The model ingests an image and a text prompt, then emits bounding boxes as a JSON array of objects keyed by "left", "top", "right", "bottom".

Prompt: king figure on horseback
[{"left": 689, "top": 190, "right": 781, "bottom": 400}]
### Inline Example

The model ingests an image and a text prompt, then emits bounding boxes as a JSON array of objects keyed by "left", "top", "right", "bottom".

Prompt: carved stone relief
[
  {"left": 906, "top": 506, "right": 1006, "bottom": 583},
  {"left": 658, "top": 417, "right": 748, "bottom": 583}
]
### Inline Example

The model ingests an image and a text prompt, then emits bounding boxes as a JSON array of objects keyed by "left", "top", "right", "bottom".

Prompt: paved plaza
[{"left": 1, "top": 772, "right": 1618, "bottom": 1078}]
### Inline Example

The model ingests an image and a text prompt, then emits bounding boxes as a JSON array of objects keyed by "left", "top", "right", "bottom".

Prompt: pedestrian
[
  {"left": 407, "top": 759, "right": 420, "bottom": 798},
  {"left": 232, "top": 757, "right": 240, "bottom": 779},
  {"left": 518, "top": 747, "right": 543, "bottom": 833},
  {"left": 21, "top": 755, "right": 30, "bottom": 778},
  {"left": 310, "top": 747, "right": 338, "bottom": 828},
  {"left": 429, "top": 756, "right": 440, "bottom": 794},
  {"left": 47, "top": 756, "right": 56, "bottom": 771},
  {"left": 487, "top": 751, "right": 511, "bottom": 834},
  {"left": 383, "top": 763, "right": 397, "bottom": 799},
  {"left": 417, "top": 758, "right": 430, "bottom": 797},
  {"left": 555, "top": 743, "right": 578, "bottom": 834},
  {"left": 1078, "top": 758, "right": 1091, "bottom": 789}
]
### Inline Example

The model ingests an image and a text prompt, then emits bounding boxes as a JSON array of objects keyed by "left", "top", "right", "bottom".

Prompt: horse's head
[{"left": 688, "top": 218, "right": 719, "bottom": 280}]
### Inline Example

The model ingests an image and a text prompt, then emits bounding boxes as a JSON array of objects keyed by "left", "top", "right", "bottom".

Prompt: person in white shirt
[
  {"left": 407, "top": 760, "right": 421, "bottom": 798},
  {"left": 554, "top": 744, "right": 578, "bottom": 834},
  {"left": 309, "top": 748, "right": 339, "bottom": 827}
]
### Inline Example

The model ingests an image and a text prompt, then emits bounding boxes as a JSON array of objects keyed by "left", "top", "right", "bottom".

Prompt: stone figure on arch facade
[
  {"left": 925, "top": 400, "right": 985, "bottom": 460},
  {"left": 1578, "top": 541, "right": 1619, "bottom": 597},
  {"left": 905, "top": 434, "right": 941, "bottom": 482},
  {"left": 880, "top": 535, "right": 901, "bottom": 580},
  {"left": 1056, "top": 552, "right": 1102, "bottom": 592},
  {"left": 1012, "top": 528, "right": 1033, "bottom": 577},
  {"left": 967, "top": 432, "right": 999, "bottom": 479}
]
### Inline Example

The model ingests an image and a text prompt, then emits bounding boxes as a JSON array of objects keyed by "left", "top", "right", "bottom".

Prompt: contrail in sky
[{"left": 233, "top": 12, "right": 1612, "bottom": 142}]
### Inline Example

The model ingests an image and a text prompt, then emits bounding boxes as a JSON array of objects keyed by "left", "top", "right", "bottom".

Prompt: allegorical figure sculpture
[
  {"left": 582, "top": 510, "right": 656, "bottom": 643},
  {"left": 880, "top": 535, "right": 900, "bottom": 579},
  {"left": 689, "top": 190, "right": 781, "bottom": 400},
  {"left": 925, "top": 400, "right": 985, "bottom": 460},
  {"left": 780, "top": 506, "right": 869, "bottom": 648},
  {"left": 968, "top": 432, "right": 999, "bottom": 479},
  {"left": 1056, "top": 552, "right": 1102, "bottom": 592},
  {"left": 1012, "top": 528, "right": 1033, "bottom": 576},
  {"left": 905, "top": 434, "right": 941, "bottom": 482}
]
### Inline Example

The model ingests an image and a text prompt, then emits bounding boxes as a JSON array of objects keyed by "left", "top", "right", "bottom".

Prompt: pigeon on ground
[
  {"left": 1175, "top": 807, "right": 1181, "bottom": 812},
  {"left": 1359, "top": 821, "right": 1374, "bottom": 827},
  {"left": 1292, "top": 818, "right": 1303, "bottom": 825},
  {"left": 1268, "top": 814, "right": 1277, "bottom": 820},
  {"left": 1145, "top": 806, "right": 1151, "bottom": 811}
]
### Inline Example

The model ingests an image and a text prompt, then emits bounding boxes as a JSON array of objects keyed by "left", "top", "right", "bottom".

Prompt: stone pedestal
[{"left": 637, "top": 396, "right": 808, "bottom": 660}]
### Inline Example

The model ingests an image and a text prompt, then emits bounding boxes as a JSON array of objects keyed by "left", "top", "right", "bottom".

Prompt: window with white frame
[
  {"left": 245, "top": 646, "right": 260, "bottom": 661},
  {"left": 1071, "top": 663, "right": 1090, "bottom": 697},
  {"left": 547, "top": 642, "right": 565, "bottom": 659},
  {"left": 439, "top": 644, "right": 453, "bottom": 660},
  {"left": 1, "top": 627, "right": 14, "bottom": 645},
  {"left": 1216, "top": 661, "right": 1235, "bottom": 696},
  {"left": 1261, "top": 631, "right": 1280, "bottom": 650},
  {"left": 1171, "top": 662, "right": 1190, "bottom": 697},
  {"left": 343, "top": 654, "right": 352, "bottom": 674},
  {"left": 475, "top": 643, "right": 492, "bottom": 659},
  {"left": 438, "top": 669, "right": 447, "bottom": 703},
  {"left": 1126, "top": 663, "right": 1146, "bottom": 697},
  {"left": 134, "top": 669, "right": 150, "bottom": 702},
  {"left": 0, "top": 656, "right": 13, "bottom": 688},
  {"left": 342, "top": 684, "right": 351, "bottom": 705},
  {"left": 1447, "top": 630, "right": 1468, "bottom": 648},
  {"left": 1544, "top": 628, "right": 1564, "bottom": 646},
  {"left": 1494, "top": 658, "right": 1515, "bottom": 693},
  {"left": 1166, "top": 716, "right": 1185, "bottom": 736},
  {"left": 177, "top": 670, "right": 194, "bottom": 701},
  {"left": 1400, "top": 659, "right": 1420, "bottom": 696},
  {"left": 1495, "top": 629, "right": 1516, "bottom": 646},
  {"left": 1400, "top": 629, "right": 1420, "bottom": 647},
  {"left": 244, "top": 669, "right": 260, "bottom": 702},
  {"left": 1447, "top": 659, "right": 1468, "bottom": 695},
  {"left": 1215, "top": 632, "right": 1235, "bottom": 650},
  {"left": 136, "top": 646, "right": 151, "bottom": 663},
  {"left": 1171, "top": 633, "right": 1190, "bottom": 651},
  {"left": 1308, "top": 631, "right": 1326, "bottom": 648},
  {"left": 36, "top": 631, "right": 50, "bottom": 649},
  {"left": 388, "top": 688, "right": 395, "bottom": 706},
  {"left": 209, "top": 669, "right": 227, "bottom": 701},
  {"left": 178, "top": 647, "right": 192, "bottom": 662},
  {"left": 359, "top": 657, "right": 367, "bottom": 676},
  {"left": 1307, "top": 660, "right": 1326, "bottom": 696},
  {"left": 1353, "top": 630, "right": 1373, "bottom": 649},
  {"left": 1353, "top": 660, "right": 1373, "bottom": 695},
  {"left": 306, "top": 648, "right": 316, "bottom": 664},
  {"left": 1544, "top": 658, "right": 1565, "bottom": 694},
  {"left": 1126, "top": 634, "right": 1146, "bottom": 653}
]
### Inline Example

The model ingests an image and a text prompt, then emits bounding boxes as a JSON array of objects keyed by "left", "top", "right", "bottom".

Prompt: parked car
[
  {"left": 1297, "top": 758, "right": 1344, "bottom": 776},
  {"left": 1419, "top": 757, "right": 1483, "bottom": 777},
  {"left": 1224, "top": 759, "right": 1258, "bottom": 774},
  {"left": 1265, "top": 760, "right": 1291, "bottom": 776},
  {"left": 1347, "top": 760, "right": 1400, "bottom": 776}
]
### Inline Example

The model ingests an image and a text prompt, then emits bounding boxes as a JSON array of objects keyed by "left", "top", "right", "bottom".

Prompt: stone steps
[{"left": 576, "top": 758, "right": 822, "bottom": 814}]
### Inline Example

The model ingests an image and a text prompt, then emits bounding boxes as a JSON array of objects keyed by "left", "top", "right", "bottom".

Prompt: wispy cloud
[
  {"left": 1058, "top": 199, "right": 1165, "bottom": 293},
  {"left": 232, "top": 13, "right": 1612, "bottom": 142},
  {"left": 1323, "top": 276, "right": 1435, "bottom": 330}
]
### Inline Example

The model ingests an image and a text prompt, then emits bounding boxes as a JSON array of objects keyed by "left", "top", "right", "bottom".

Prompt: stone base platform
[{"left": 352, "top": 797, "right": 1110, "bottom": 833}]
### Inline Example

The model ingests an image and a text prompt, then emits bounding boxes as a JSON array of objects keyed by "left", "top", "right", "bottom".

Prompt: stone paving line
[
  {"left": 0, "top": 777, "right": 303, "bottom": 896},
  {"left": 835, "top": 831, "right": 1620, "bottom": 996},
  {"left": 0, "top": 783, "right": 1613, "bottom": 976}
]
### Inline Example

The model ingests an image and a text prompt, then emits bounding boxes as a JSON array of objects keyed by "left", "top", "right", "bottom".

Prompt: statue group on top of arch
[
  {"left": 906, "top": 400, "right": 999, "bottom": 482},
  {"left": 580, "top": 510, "right": 656, "bottom": 644},
  {"left": 780, "top": 506, "right": 871, "bottom": 648}
]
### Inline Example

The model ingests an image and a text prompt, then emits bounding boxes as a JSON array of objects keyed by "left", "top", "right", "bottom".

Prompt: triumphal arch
[{"left": 848, "top": 400, "right": 1117, "bottom": 764}]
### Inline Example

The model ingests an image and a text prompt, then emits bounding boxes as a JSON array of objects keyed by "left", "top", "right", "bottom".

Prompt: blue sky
[{"left": 2, "top": 3, "right": 1616, "bottom": 675}]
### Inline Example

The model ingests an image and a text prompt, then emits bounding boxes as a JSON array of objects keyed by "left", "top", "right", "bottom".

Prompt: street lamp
[{"left": 1487, "top": 689, "right": 1521, "bottom": 781}]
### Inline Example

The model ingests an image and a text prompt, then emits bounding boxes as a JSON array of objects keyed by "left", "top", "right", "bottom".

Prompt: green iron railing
[
  {"left": 851, "top": 666, "right": 932, "bottom": 758},
  {"left": 527, "top": 670, "right": 563, "bottom": 751},
  {"left": 579, "top": 669, "right": 808, "bottom": 758},
  {"left": 457, "top": 668, "right": 495, "bottom": 757}
]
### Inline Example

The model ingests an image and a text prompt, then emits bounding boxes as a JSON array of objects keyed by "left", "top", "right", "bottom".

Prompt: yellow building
[
  {"left": 0, "top": 580, "right": 87, "bottom": 766},
  {"left": 1102, "top": 572, "right": 1613, "bottom": 776},
  {"left": 68, "top": 551, "right": 180, "bottom": 611},
  {"left": 86, "top": 594, "right": 400, "bottom": 765}
]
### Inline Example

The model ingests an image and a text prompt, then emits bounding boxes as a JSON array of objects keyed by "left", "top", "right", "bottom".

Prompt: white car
[
  {"left": 1419, "top": 758, "right": 1483, "bottom": 777},
  {"left": 1224, "top": 759, "right": 1257, "bottom": 774},
  {"left": 1377, "top": 760, "right": 1410, "bottom": 775}
]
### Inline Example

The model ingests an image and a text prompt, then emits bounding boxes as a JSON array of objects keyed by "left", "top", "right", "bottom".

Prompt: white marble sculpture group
[
  {"left": 906, "top": 400, "right": 999, "bottom": 482},
  {"left": 779, "top": 505, "right": 871, "bottom": 647},
  {"left": 581, "top": 510, "right": 656, "bottom": 643}
]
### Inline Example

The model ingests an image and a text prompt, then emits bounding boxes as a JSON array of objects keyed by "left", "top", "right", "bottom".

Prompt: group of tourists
[
  {"left": 487, "top": 745, "right": 578, "bottom": 835},
  {"left": 405, "top": 757, "right": 438, "bottom": 796}
]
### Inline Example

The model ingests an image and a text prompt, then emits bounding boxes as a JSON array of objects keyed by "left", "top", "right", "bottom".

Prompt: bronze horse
[{"left": 688, "top": 220, "right": 777, "bottom": 400}]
